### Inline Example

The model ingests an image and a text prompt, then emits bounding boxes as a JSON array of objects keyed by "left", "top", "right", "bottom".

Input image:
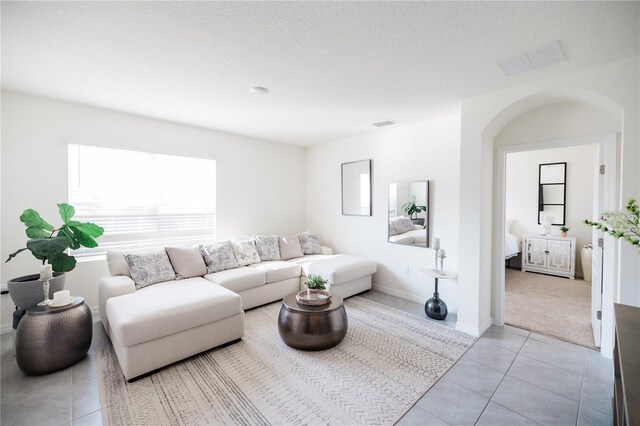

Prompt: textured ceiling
[{"left": 2, "top": 2, "right": 638, "bottom": 146}]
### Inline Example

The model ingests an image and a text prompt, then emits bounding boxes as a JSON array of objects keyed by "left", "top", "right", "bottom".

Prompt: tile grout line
[
  {"left": 575, "top": 354, "right": 589, "bottom": 426},
  {"left": 473, "top": 334, "right": 541, "bottom": 426},
  {"left": 72, "top": 408, "right": 101, "bottom": 425}
]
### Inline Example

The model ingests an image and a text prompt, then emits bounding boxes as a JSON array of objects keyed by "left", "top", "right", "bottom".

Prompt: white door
[
  {"left": 547, "top": 240, "right": 572, "bottom": 272},
  {"left": 591, "top": 149, "right": 605, "bottom": 347},
  {"left": 525, "top": 238, "right": 547, "bottom": 268}
]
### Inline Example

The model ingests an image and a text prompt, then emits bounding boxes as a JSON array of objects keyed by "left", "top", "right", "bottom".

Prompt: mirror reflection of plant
[
  {"left": 585, "top": 199, "right": 639, "bottom": 251},
  {"left": 402, "top": 195, "right": 426, "bottom": 219},
  {"left": 305, "top": 274, "right": 328, "bottom": 290},
  {"left": 5, "top": 203, "right": 105, "bottom": 272}
]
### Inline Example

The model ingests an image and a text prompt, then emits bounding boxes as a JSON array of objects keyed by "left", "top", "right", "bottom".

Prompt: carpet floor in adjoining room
[
  {"left": 97, "top": 296, "right": 475, "bottom": 426},
  {"left": 505, "top": 268, "right": 595, "bottom": 348}
]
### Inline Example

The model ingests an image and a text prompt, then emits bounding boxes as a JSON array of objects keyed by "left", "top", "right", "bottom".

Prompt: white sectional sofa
[{"left": 99, "top": 239, "right": 377, "bottom": 380}]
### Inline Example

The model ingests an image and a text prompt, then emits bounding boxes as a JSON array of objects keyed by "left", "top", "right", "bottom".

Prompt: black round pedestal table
[
  {"left": 420, "top": 269, "right": 457, "bottom": 321},
  {"left": 425, "top": 278, "right": 448, "bottom": 320}
]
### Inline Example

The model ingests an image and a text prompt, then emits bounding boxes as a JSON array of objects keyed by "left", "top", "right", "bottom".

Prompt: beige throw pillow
[
  {"left": 165, "top": 246, "right": 207, "bottom": 280},
  {"left": 107, "top": 251, "right": 131, "bottom": 277},
  {"left": 279, "top": 235, "right": 304, "bottom": 260}
]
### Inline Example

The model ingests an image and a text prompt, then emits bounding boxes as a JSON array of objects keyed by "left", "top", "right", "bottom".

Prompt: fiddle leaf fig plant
[
  {"left": 402, "top": 195, "right": 426, "bottom": 219},
  {"left": 305, "top": 274, "right": 328, "bottom": 291},
  {"left": 6, "top": 203, "right": 104, "bottom": 272}
]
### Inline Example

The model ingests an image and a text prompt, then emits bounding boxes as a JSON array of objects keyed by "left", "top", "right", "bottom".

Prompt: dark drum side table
[
  {"left": 278, "top": 293, "right": 348, "bottom": 351},
  {"left": 420, "top": 269, "right": 457, "bottom": 320},
  {"left": 15, "top": 297, "right": 92, "bottom": 375}
]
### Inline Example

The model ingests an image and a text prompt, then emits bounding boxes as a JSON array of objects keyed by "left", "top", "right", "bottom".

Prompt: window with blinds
[{"left": 68, "top": 144, "right": 216, "bottom": 259}]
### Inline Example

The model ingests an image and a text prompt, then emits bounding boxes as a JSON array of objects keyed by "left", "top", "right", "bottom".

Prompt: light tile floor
[{"left": 1, "top": 290, "right": 613, "bottom": 426}]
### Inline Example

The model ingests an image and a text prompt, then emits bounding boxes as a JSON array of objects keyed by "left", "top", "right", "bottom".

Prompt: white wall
[
  {"left": 457, "top": 56, "right": 639, "bottom": 341},
  {"left": 306, "top": 114, "right": 461, "bottom": 309},
  {"left": 0, "top": 91, "right": 306, "bottom": 331},
  {"left": 505, "top": 144, "right": 598, "bottom": 276}
]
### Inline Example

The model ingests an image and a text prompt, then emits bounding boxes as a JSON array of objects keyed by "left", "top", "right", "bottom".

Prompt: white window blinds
[{"left": 68, "top": 144, "right": 216, "bottom": 258}]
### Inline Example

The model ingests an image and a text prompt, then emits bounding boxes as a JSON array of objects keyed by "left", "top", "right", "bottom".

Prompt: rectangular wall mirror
[
  {"left": 342, "top": 159, "right": 371, "bottom": 216},
  {"left": 388, "top": 180, "right": 429, "bottom": 247},
  {"left": 538, "top": 162, "right": 566, "bottom": 225}
]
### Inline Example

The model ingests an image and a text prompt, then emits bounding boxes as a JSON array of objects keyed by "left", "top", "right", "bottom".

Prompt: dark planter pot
[
  {"left": 7, "top": 273, "right": 66, "bottom": 309},
  {"left": 411, "top": 218, "right": 425, "bottom": 226}
]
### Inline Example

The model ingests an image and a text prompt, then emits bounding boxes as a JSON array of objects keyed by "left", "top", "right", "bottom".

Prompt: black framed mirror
[
  {"left": 538, "top": 162, "right": 566, "bottom": 225},
  {"left": 341, "top": 159, "right": 372, "bottom": 216},
  {"left": 388, "top": 180, "right": 429, "bottom": 247}
]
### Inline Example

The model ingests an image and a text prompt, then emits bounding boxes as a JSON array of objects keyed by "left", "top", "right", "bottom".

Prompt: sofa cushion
[
  {"left": 254, "top": 235, "right": 282, "bottom": 261},
  {"left": 278, "top": 235, "right": 304, "bottom": 260},
  {"left": 106, "top": 277, "right": 241, "bottom": 347},
  {"left": 248, "top": 261, "right": 302, "bottom": 283},
  {"left": 204, "top": 267, "right": 266, "bottom": 293},
  {"left": 298, "top": 234, "right": 322, "bottom": 255},
  {"left": 125, "top": 250, "right": 177, "bottom": 289},
  {"left": 200, "top": 241, "right": 239, "bottom": 273},
  {"left": 165, "top": 246, "right": 207, "bottom": 279},
  {"left": 289, "top": 254, "right": 377, "bottom": 285},
  {"left": 231, "top": 240, "right": 261, "bottom": 266}
]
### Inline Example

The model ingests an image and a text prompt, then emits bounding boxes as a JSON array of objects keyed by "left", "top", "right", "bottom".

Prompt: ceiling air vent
[
  {"left": 372, "top": 120, "right": 397, "bottom": 128},
  {"left": 496, "top": 41, "right": 566, "bottom": 77}
]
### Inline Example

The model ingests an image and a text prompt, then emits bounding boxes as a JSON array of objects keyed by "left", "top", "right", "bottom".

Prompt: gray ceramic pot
[{"left": 7, "top": 273, "right": 66, "bottom": 309}]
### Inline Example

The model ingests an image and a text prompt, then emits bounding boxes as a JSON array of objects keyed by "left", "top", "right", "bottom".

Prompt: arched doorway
[{"left": 483, "top": 90, "right": 623, "bottom": 357}]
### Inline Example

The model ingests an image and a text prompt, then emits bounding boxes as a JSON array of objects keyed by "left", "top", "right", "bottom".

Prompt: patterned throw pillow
[
  {"left": 200, "top": 241, "right": 240, "bottom": 274},
  {"left": 232, "top": 240, "right": 261, "bottom": 266},
  {"left": 388, "top": 223, "right": 398, "bottom": 236},
  {"left": 298, "top": 233, "right": 322, "bottom": 255},
  {"left": 254, "top": 236, "right": 282, "bottom": 261},
  {"left": 125, "top": 250, "right": 177, "bottom": 290},
  {"left": 391, "top": 217, "right": 414, "bottom": 234}
]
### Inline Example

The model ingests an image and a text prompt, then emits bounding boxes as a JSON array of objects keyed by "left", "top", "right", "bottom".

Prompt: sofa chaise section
[
  {"left": 104, "top": 277, "right": 244, "bottom": 380},
  {"left": 290, "top": 254, "right": 377, "bottom": 299}
]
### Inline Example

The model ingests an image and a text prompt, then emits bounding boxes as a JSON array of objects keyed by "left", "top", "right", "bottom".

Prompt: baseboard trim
[
  {"left": 1, "top": 305, "right": 100, "bottom": 335},
  {"left": 371, "top": 284, "right": 457, "bottom": 313},
  {"left": 455, "top": 317, "right": 493, "bottom": 337},
  {"left": 371, "top": 284, "right": 426, "bottom": 304}
]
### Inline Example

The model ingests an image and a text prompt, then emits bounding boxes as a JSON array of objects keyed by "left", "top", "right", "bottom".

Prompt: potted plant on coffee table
[
  {"left": 296, "top": 274, "right": 332, "bottom": 306},
  {"left": 5, "top": 203, "right": 104, "bottom": 309}
]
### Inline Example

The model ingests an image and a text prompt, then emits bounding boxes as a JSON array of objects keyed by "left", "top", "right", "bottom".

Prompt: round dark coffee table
[
  {"left": 277, "top": 293, "right": 348, "bottom": 351},
  {"left": 15, "top": 297, "right": 92, "bottom": 375}
]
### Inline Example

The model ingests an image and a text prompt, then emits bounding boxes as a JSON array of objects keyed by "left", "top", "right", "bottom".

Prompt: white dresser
[{"left": 521, "top": 234, "right": 576, "bottom": 279}]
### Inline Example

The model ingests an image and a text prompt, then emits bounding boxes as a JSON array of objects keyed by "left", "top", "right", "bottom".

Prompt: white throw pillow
[
  {"left": 232, "top": 240, "right": 261, "bottom": 266},
  {"left": 200, "top": 241, "right": 240, "bottom": 273},
  {"left": 125, "top": 250, "right": 177, "bottom": 290}
]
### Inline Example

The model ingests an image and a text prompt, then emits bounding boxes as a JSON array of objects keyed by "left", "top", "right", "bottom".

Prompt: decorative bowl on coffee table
[{"left": 296, "top": 289, "right": 332, "bottom": 306}]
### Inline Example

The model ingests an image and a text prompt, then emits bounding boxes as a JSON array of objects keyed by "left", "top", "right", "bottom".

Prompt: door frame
[{"left": 493, "top": 133, "right": 618, "bottom": 357}]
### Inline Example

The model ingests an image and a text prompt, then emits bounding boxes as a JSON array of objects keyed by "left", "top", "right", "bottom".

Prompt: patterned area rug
[
  {"left": 97, "top": 296, "right": 475, "bottom": 425},
  {"left": 505, "top": 269, "right": 595, "bottom": 348}
]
